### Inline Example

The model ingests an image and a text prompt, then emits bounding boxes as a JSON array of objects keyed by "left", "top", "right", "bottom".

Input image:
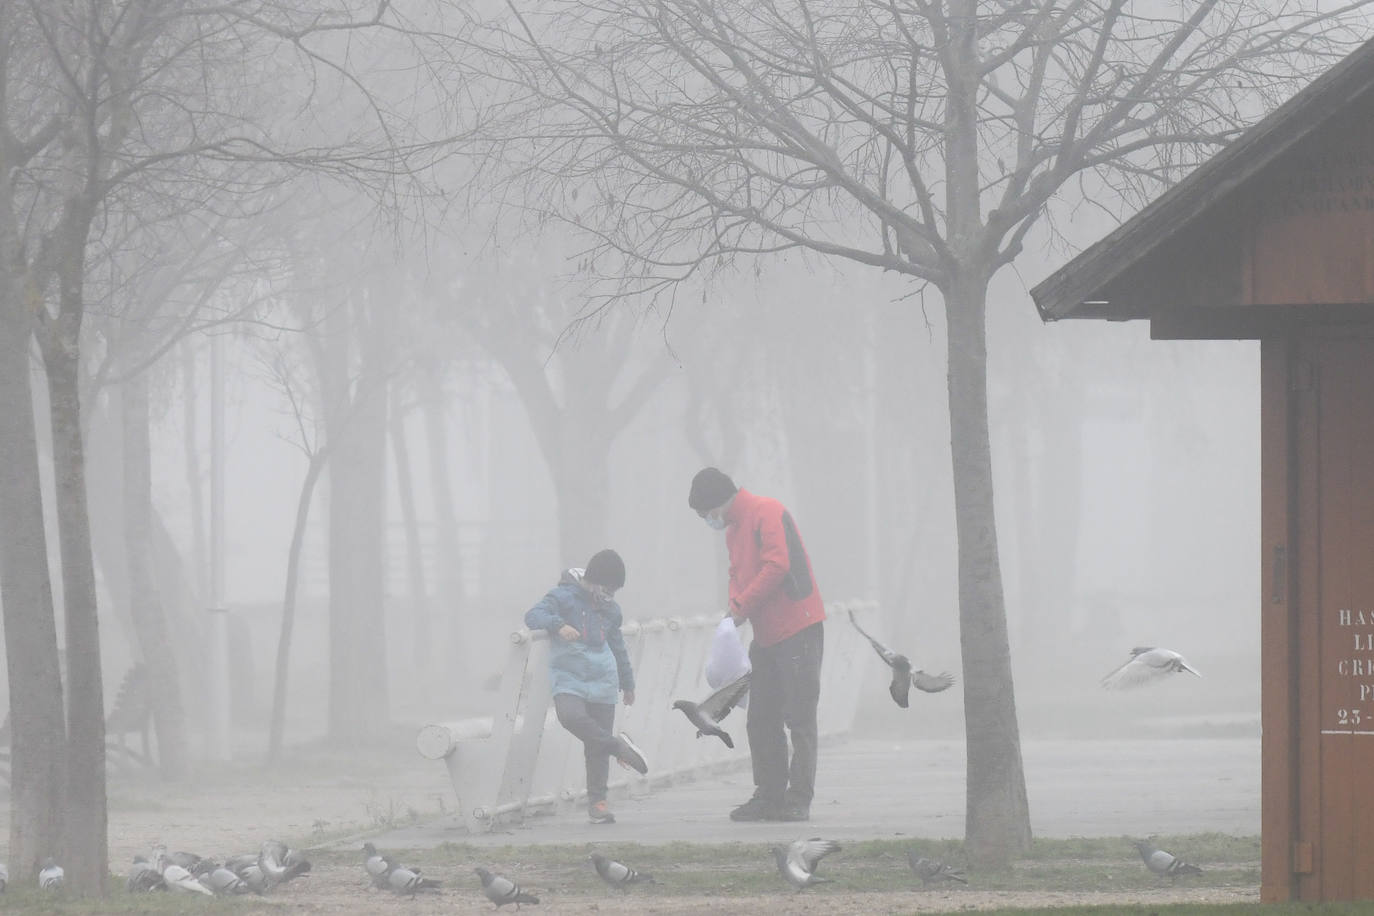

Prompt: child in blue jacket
[{"left": 524, "top": 548, "right": 648, "bottom": 823}]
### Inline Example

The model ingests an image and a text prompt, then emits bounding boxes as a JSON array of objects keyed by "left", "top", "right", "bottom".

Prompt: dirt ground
[
  {"left": 2, "top": 737, "right": 1260, "bottom": 913},
  {"left": 160, "top": 877, "right": 1262, "bottom": 915}
]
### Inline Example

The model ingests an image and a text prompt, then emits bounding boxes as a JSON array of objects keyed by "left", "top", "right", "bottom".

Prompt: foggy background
[
  {"left": 2, "top": 213, "right": 1257, "bottom": 755},
  {"left": 0, "top": 3, "right": 1278, "bottom": 788}
]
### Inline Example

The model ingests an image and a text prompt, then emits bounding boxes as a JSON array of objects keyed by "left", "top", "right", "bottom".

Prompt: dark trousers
[
  {"left": 553, "top": 693, "right": 617, "bottom": 804},
  {"left": 746, "top": 621, "right": 824, "bottom": 807}
]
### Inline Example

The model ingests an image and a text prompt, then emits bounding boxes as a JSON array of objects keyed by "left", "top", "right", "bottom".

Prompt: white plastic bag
[{"left": 705, "top": 617, "right": 751, "bottom": 689}]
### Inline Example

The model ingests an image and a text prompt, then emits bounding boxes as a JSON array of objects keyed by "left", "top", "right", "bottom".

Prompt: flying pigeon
[
  {"left": 590, "top": 852, "right": 655, "bottom": 889},
  {"left": 0, "top": 862, "right": 7, "bottom": 893},
  {"left": 771, "top": 837, "right": 841, "bottom": 892},
  {"left": 1101, "top": 647, "right": 1202, "bottom": 689},
  {"left": 475, "top": 866, "right": 540, "bottom": 908},
  {"left": 1132, "top": 839, "right": 1203, "bottom": 880},
  {"left": 126, "top": 856, "right": 166, "bottom": 892},
  {"left": 908, "top": 853, "right": 967, "bottom": 885},
  {"left": 848, "top": 608, "right": 955, "bottom": 706},
  {"left": 200, "top": 865, "right": 250, "bottom": 895},
  {"left": 38, "top": 858, "right": 64, "bottom": 890},
  {"left": 672, "top": 670, "right": 751, "bottom": 747},
  {"left": 162, "top": 863, "right": 214, "bottom": 895}
]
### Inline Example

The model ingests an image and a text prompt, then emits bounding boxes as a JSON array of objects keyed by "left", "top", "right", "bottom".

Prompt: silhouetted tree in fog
[
  {"left": 440, "top": 230, "right": 674, "bottom": 563},
  {"left": 0, "top": 1, "right": 457, "bottom": 890},
  {"left": 470, "top": 0, "right": 1370, "bottom": 863}
]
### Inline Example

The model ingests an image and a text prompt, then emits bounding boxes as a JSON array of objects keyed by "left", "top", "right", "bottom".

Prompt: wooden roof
[{"left": 1031, "top": 37, "right": 1374, "bottom": 322}]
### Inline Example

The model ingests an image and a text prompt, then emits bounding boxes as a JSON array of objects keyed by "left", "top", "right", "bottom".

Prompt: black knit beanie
[
  {"left": 584, "top": 549, "right": 626, "bottom": 590},
  {"left": 688, "top": 467, "right": 738, "bottom": 514}
]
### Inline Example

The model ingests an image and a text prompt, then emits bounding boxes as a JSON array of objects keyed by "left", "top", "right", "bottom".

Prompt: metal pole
[{"left": 209, "top": 332, "right": 231, "bottom": 760}]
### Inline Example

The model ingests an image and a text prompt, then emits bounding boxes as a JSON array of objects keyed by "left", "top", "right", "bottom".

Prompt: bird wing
[
  {"left": 487, "top": 873, "right": 518, "bottom": 899},
  {"left": 888, "top": 665, "right": 912, "bottom": 708},
  {"left": 848, "top": 608, "right": 901, "bottom": 668},
  {"left": 1100, "top": 650, "right": 1171, "bottom": 689},
  {"left": 911, "top": 669, "right": 956, "bottom": 693},
  {"left": 789, "top": 837, "right": 841, "bottom": 872},
  {"left": 698, "top": 670, "right": 751, "bottom": 722},
  {"left": 1147, "top": 849, "right": 1177, "bottom": 874}
]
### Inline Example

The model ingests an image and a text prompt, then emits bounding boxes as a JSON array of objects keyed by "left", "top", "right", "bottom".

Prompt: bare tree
[
  {"left": 440, "top": 230, "right": 675, "bottom": 563},
  {"left": 469, "top": 0, "right": 1369, "bottom": 863},
  {"left": 0, "top": 0, "right": 459, "bottom": 890}
]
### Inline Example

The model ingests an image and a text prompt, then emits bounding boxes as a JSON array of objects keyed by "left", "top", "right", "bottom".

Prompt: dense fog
[
  {"left": 4, "top": 237, "right": 1257, "bottom": 753},
  {"left": 7, "top": 6, "right": 1333, "bottom": 891}
]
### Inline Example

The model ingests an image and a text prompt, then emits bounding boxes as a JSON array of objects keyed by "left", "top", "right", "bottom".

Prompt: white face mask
[{"left": 704, "top": 514, "right": 727, "bottom": 531}]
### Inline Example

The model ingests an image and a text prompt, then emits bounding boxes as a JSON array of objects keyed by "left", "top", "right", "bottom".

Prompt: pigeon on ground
[
  {"left": 200, "top": 865, "right": 250, "bottom": 895},
  {"left": 475, "top": 866, "right": 540, "bottom": 907},
  {"left": 672, "top": 670, "right": 751, "bottom": 747},
  {"left": 259, "top": 840, "right": 310, "bottom": 887},
  {"left": 1100, "top": 647, "right": 1202, "bottom": 689},
  {"left": 0, "top": 862, "right": 7, "bottom": 892},
  {"left": 387, "top": 865, "right": 441, "bottom": 896},
  {"left": 771, "top": 837, "right": 841, "bottom": 892},
  {"left": 908, "top": 853, "right": 967, "bottom": 885},
  {"left": 126, "top": 856, "right": 166, "bottom": 892},
  {"left": 590, "top": 852, "right": 655, "bottom": 889},
  {"left": 38, "top": 858, "right": 64, "bottom": 890},
  {"left": 162, "top": 863, "right": 214, "bottom": 895},
  {"left": 233, "top": 862, "right": 270, "bottom": 895},
  {"left": 362, "top": 842, "right": 396, "bottom": 888},
  {"left": 1132, "top": 839, "right": 1203, "bottom": 880},
  {"left": 222, "top": 853, "right": 259, "bottom": 873},
  {"left": 165, "top": 850, "right": 206, "bottom": 873},
  {"left": 848, "top": 608, "right": 955, "bottom": 707},
  {"left": 283, "top": 846, "right": 312, "bottom": 876}
]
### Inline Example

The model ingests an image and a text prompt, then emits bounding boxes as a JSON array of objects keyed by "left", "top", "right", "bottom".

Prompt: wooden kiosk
[{"left": 1031, "top": 40, "right": 1374, "bottom": 903}]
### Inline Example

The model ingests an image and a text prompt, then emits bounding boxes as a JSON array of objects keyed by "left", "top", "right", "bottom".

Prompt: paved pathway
[{"left": 371, "top": 736, "right": 1258, "bottom": 848}]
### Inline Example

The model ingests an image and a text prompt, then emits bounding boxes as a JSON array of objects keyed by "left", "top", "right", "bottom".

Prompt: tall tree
[
  {"left": 0, "top": 1, "right": 456, "bottom": 889},
  {"left": 448, "top": 240, "right": 675, "bottom": 563},
  {"left": 471, "top": 0, "right": 1369, "bottom": 863}
]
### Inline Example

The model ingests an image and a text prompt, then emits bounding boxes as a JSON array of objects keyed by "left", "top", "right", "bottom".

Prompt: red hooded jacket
[{"left": 724, "top": 489, "right": 826, "bottom": 647}]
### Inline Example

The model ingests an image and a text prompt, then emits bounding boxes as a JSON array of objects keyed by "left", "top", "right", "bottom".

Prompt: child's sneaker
[
  {"left": 588, "top": 800, "right": 616, "bottom": 824},
  {"left": 614, "top": 732, "right": 649, "bottom": 775}
]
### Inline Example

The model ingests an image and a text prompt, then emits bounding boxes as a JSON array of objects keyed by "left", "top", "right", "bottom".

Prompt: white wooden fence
[{"left": 417, "top": 600, "right": 878, "bottom": 833}]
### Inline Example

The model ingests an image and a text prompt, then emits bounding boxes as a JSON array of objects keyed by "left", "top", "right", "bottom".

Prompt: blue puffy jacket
[{"left": 524, "top": 568, "right": 635, "bottom": 704}]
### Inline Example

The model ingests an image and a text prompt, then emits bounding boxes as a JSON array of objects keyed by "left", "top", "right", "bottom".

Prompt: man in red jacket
[{"left": 688, "top": 467, "right": 826, "bottom": 822}]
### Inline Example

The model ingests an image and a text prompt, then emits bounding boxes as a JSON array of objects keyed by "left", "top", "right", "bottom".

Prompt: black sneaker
[
  {"left": 776, "top": 805, "right": 810, "bottom": 822},
  {"left": 729, "top": 796, "right": 782, "bottom": 821},
  {"left": 588, "top": 800, "right": 616, "bottom": 824},
  {"left": 615, "top": 732, "right": 649, "bottom": 775}
]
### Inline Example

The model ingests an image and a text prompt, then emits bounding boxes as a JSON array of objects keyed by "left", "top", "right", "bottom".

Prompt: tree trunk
[
  {"left": 323, "top": 302, "right": 390, "bottom": 741},
  {"left": 0, "top": 315, "right": 66, "bottom": 884},
  {"left": 390, "top": 397, "right": 432, "bottom": 697},
  {"left": 945, "top": 275, "right": 1032, "bottom": 865},
  {"left": 267, "top": 446, "right": 328, "bottom": 763},
  {"left": 42, "top": 338, "right": 108, "bottom": 894},
  {"left": 121, "top": 371, "right": 190, "bottom": 779},
  {"left": 182, "top": 340, "right": 209, "bottom": 601},
  {"left": 550, "top": 418, "right": 612, "bottom": 566},
  {"left": 421, "top": 383, "right": 464, "bottom": 690}
]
